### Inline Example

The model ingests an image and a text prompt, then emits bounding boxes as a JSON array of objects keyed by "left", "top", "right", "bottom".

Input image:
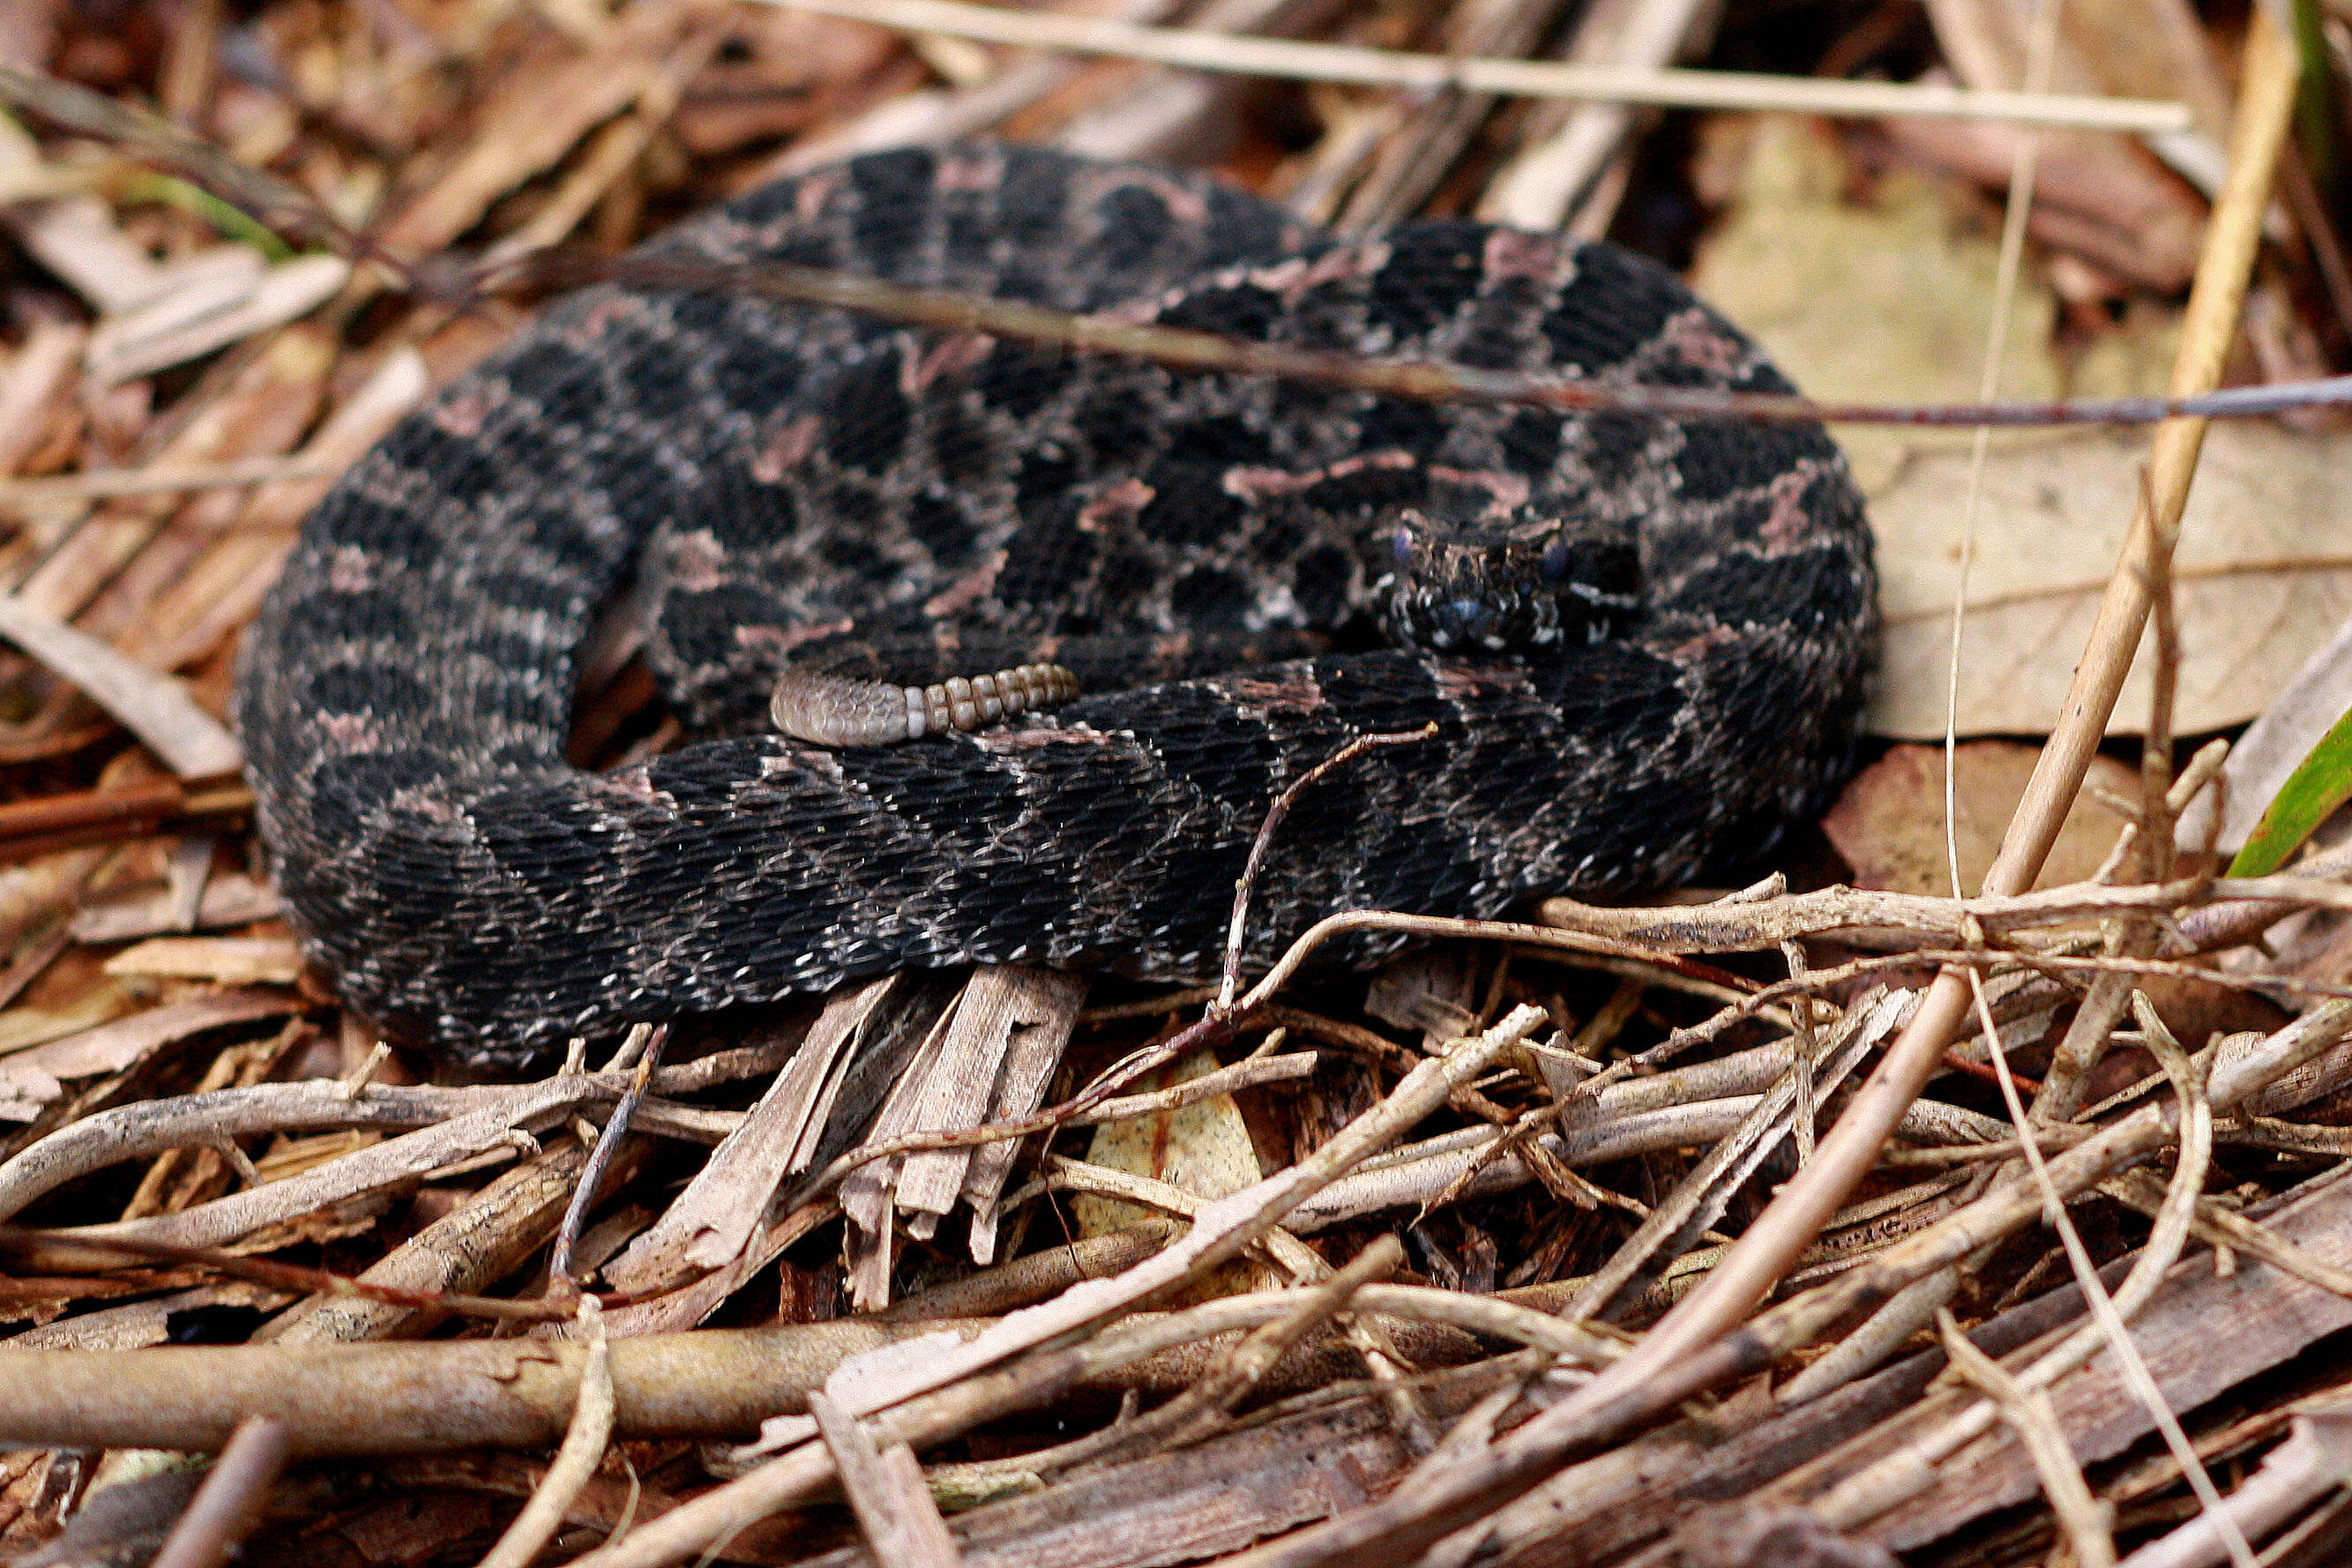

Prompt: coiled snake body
[{"left": 235, "top": 143, "right": 1877, "bottom": 1071}]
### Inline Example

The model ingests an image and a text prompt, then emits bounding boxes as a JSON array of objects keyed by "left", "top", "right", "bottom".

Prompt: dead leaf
[
  {"left": 376, "top": 1, "right": 717, "bottom": 255},
  {"left": 1909, "top": 0, "right": 2218, "bottom": 289},
  {"left": 1870, "top": 423, "right": 2352, "bottom": 738},
  {"left": 1689, "top": 116, "right": 2061, "bottom": 497},
  {"left": 0, "top": 590, "right": 243, "bottom": 777},
  {"left": 1071, "top": 1047, "right": 1273, "bottom": 1299},
  {"left": 1692, "top": 120, "right": 2347, "bottom": 740},
  {"left": 83, "top": 251, "right": 351, "bottom": 385},
  {"left": 1072, "top": 1048, "right": 1266, "bottom": 1231},
  {"left": 0, "top": 317, "right": 84, "bottom": 477},
  {"left": 0, "top": 989, "right": 293, "bottom": 1119},
  {"left": 70, "top": 870, "right": 282, "bottom": 945},
  {"left": 0, "top": 978, "right": 146, "bottom": 1057},
  {"left": 1822, "top": 742, "right": 2139, "bottom": 895},
  {"left": 1878, "top": 102, "right": 2202, "bottom": 291}
]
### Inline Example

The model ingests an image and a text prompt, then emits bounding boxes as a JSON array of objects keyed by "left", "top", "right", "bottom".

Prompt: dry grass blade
[
  {"left": 146, "top": 1415, "right": 288, "bottom": 1568},
  {"left": 1936, "top": 1310, "right": 2116, "bottom": 1568},
  {"left": 258, "top": 1145, "right": 596, "bottom": 1342},
  {"left": 559, "top": 249, "right": 2352, "bottom": 430},
  {"left": 0, "top": 65, "right": 370, "bottom": 260},
  {"left": 472, "top": 1298, "right": 616, "bottom": 1568},
  {"left": 551, "top": 1023, "right": 665, "bottom": 1288},
  {"left": 1064, "top": 1236, "right": 1403, "bottom": 1470},
  {"left": 765, "top": 0, "right": 2192, "bottom": 130},
  {"left": 0, "top": 1223, "right": 591, "bottom": 1323},
  {"left": 0, "top": 593, "right": 241, "bottom": 779}
]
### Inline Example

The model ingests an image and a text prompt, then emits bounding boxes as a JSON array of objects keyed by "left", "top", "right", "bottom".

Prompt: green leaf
[{"left": 2229, "top": 702, "right": 2352, "bottom": 877}]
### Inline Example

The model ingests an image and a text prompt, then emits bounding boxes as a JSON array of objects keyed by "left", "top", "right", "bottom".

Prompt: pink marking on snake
[
  {"left": 1662, "top": 308, "right": 1749, "bottom": 379},
  {"left": 737, "top": 616, "right": 853, "bottom": 657},
  {"left": 751, "top": 415, "right": 820, "bottom": 482},
  {"left": 565, "top": 294, "right": 637, "bottom": 347},
  {"left": 1669, "top": 623, "right": 1742, "bottom": 661},
  {"left": 327, "top": 545, "right": 377, "bottom": 594},
  {"left": 937, "top": 151, "right": 997, "bottom": 192},
  {"left": 1132, "top": 173, "right": 1209, "bottom": 227},
  {"left": 389, "top": 786, "right": 461, "bottom": 824},
  {"left": 1221, "top": 451, "right": 1416, "bottom": 501},
  {"left": 790, "top": 169, "right": 847, "bottom": 227},
  {"left": 1426, "top": 465, "right": 1530, "bottom": 513},
  {"left": 661, "top": 530, "right": 728, "bottom": 594},
  {"left": 1482, "top": 228, "right": 1567, "bottom": 284},
  {"left": 924, "top": 550, "right": 1009, "bottom": 619},
  {"left": 905, "top": 332, "right": 996, "bottom": 395},
  {"left": 1077, "top": 478, "right": 1154, "bottom": 534},
  {"left": 1241, "top": 242, "right": 1390, "bottom": 304},
  {"left": 590, "top": 767, "right": 671, "bottom": 808},
  {"left": 321, "top": 712, "right": 382, "bottom": 750},
  {"left": 982, "top": 724, "right": 1120, "bottom": 752},
  {"left": 429, "top": 390, "right": 492, "bottom": 440},
  {"left": 1436, "top": 661, "right": 1527, "bottom": 698},
  {"left": 1226, "top": 670, "right": 1326, "bottom": 717},
  {"left": 1759, "top": 467, "right": 1817, "bottom": 551}
]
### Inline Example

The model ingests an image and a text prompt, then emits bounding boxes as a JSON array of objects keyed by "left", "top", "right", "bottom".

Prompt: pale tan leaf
[
  {"left": 1870, "top": 423, "right": 2352, "bottom": 738},
  {"left": 0, "top": 317, "right": 85, "bottom": 477},
  {"left": 1071, "top": 1048, "right": 1266, "bottom": 1237},
  {"left": 1688, "top": 116, "right": 2061, "bottom": 496},
  {"left": 1821, "top": 742, "right": 2139, "bottom": 896},
  {"left": 84, "top": 252, "right": 350, "bottom": 385},
  {"left": 1689, "top": 119, "right": 2333, "bottom": 741},
  {"left": 0, "top": 590, "right": 243, "bottom": 777}
]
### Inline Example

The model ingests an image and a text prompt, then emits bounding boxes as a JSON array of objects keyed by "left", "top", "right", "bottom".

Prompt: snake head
[{"left": 1378, "top": 510, "right": 1641, "bottom": 653}]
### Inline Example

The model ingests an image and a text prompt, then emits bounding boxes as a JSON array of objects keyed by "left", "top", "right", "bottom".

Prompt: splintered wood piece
[
  {"left": 0, "top": 595, "right": 241, "bottom": 780},
  {"left": 809, "top": 1388, "right": 963, "bottom": 1568},
  {"left": 877, "top": 969, "right": 1079, "bottom": 1229},
  {"left": 1770, "top": 1170, "right": 2352, "bottom": 1553},
  {"left": 598, "top": 987, "right": 885, "bottom": 1296},
  {"left": 69, "top": 872, "right": 280, "bottom": 945},
  {"left": 917, "top": 966, "right": 1086, "bottom": 1260}
]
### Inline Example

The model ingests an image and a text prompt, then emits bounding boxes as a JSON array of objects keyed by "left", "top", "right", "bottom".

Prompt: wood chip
[
  {"left": 83, "top": 253, "right": 350, "bottom": 386},
  {"left": 101, "top": 936, "right": 303, "bottom": 987},
  {"left": 810, "top": 1388, "right": 963, "bottom": 1568},
  {"left": 0, "top": 990, "right": 291, "bottom": 1116},
  {"left": 0, "top": 592, "right": 243, "bottom": 778},
  {"left": 70, "top": 871, "right": 281, "bottom": 945}
]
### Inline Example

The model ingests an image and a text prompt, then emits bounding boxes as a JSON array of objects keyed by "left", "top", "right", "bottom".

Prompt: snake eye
[
  {"left": 1391, "top": 527, "right": 1415, "bottom": 568},
  {"left": 1540, "top": 541, "right": 1572, "bottom": 582}
]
